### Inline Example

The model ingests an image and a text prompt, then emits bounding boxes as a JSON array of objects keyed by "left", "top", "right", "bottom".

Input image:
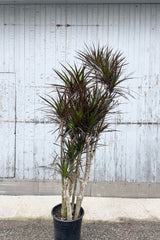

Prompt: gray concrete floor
[{"left": 0, "top": 220, "right": 160, "bottom": 240}]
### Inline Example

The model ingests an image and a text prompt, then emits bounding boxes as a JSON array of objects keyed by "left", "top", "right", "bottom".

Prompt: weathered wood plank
[
  {"left": 0, "top": 6, "right": 4, "bottom": 71},
  {"left": 94, "top": 124, "right": 160, "bottom": 183},
  {"left": 45, "top": 5, "right": 56, "bottom": 85},
  {"left": 76, "top": 4, "right": 89, "bottom": 64},
  {"left": 55, "top": 5, "right": 66, "bottom": 71},
  {"left": 0, "top": 73, "right": 16, "bottom": 178},
  {"left": 65, "top": 4, "right": 77, "bottom": 64},
  {"left": 16, "top": 122, "right": 59, "bottom": 180}
]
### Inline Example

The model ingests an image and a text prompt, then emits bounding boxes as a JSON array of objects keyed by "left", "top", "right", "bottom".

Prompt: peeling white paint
[{"left": 0, "top": 4, "right": 160, "bottom": 187}]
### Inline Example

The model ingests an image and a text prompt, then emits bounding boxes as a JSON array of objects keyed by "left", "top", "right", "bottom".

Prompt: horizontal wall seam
[{"left": 1, "top": 120, "right": 160, "bottom": 124}]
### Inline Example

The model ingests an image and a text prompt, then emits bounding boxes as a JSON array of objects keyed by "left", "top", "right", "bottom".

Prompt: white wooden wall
[{"left": 0, "top": 4, "right": 160, "bottom": 183}]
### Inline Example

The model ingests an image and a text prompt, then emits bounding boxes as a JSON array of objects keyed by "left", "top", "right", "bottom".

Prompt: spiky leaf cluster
[{"left": 41, "top": 45, "right": 130, "bottom": 179}]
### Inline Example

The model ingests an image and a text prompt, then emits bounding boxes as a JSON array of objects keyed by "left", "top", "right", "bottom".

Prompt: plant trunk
[
  {"left": 71, "top": 155, "right": 81, "bottom": 212},
  {"left": 75, "top": 138, "right": 91, "bottom": 219},
  {"left": 61, "top": 178, "right": 67, "bottom": 218},
  {"left": 60, "top": 121, "right": 67, "bottom": 218},
  {"left": 75, "top": 138, "right": 98, "bottom": 219},
  {"left": 64, "top": 179, "right": 72, "bottom": 220}
]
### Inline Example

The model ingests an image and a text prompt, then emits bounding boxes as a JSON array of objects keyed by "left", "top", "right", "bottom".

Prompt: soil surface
[{"left": 0, "top": 219, "right": 160, "bottom": 240}]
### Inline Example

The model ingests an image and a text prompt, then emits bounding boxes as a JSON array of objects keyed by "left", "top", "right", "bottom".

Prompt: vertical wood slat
[
  {"left": 14, "top": 5, "right": 25, "bottom": 179},
  {"left": 65, "top": 4, "right": 77, "bottom": 64},
  {"left": 0, "top": 5, "right": 15, "bottom": 73},
  {"left": 0, "top": 73, "right": 16, "bottom": 178},
  {"left": 45, "top": 5, "right": 56, "bottom": 84},
  {"left": 0, "top": 6, "right": 4, "bottom": 71},
  {"left": 55, "top": 5, "right": 66, "bottom": 71}
]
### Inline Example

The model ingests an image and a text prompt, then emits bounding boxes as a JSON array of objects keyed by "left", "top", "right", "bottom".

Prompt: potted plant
[{"left": 41, "top": 44, "right": 131, "bottom": 240}]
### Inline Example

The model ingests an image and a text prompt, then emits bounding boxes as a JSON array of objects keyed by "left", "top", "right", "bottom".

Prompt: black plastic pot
[{"left": 51, "top": 204, "right": 84, "bottom": 240}]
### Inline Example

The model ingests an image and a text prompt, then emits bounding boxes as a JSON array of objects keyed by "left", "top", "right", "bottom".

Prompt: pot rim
[{"left": 51, "top": 203, "right": 84, "bottom": 223}]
